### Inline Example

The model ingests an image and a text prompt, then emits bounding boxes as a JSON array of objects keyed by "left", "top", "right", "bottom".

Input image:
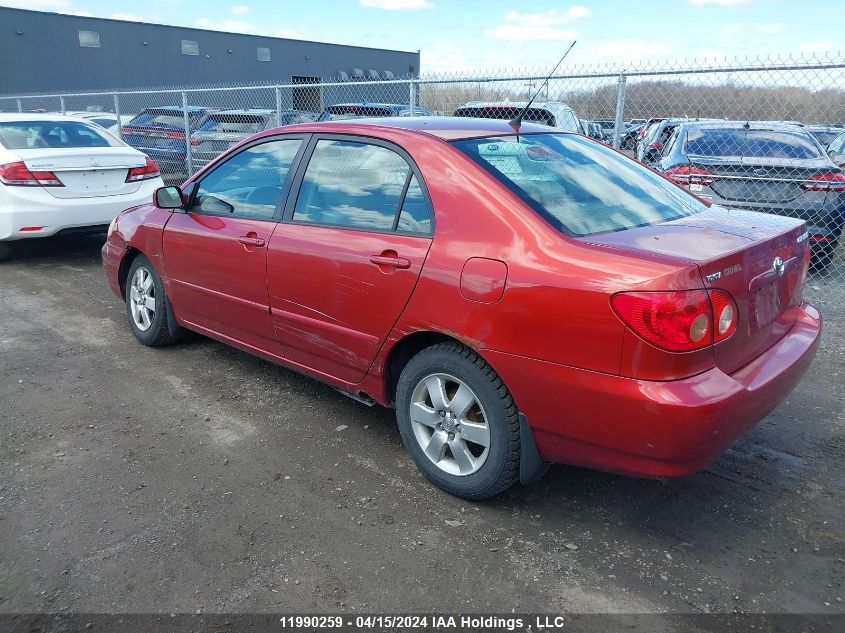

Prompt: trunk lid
[
  {"left": 18, "top": 147, "right": 144, "bottom": 198},
  {"left": 584, "top": 206, "right": 810, "bottom": 374}
]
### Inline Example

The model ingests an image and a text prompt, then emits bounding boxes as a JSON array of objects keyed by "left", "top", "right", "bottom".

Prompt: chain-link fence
[{"left": 2, "top": 53, "right": 844, "bottom": 315}]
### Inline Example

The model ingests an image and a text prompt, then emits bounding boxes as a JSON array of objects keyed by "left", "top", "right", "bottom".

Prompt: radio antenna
[{"left": 509, "top": 40, "right": 577, "bottom": 135}]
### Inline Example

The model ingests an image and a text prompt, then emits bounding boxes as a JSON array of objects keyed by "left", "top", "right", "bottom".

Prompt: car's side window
[
  {"left": 292, "top": 139, "right": 430, "bottom": 234},
  {"left": 396, "top": 175, "right": 431, "bottom": 234},
  {"left": 191, "top": 139, "right": 302, "bottom": 219}
]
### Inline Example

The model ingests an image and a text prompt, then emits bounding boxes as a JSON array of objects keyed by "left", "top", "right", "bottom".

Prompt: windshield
[
  {"left": 684, "top": 128, "right": 823, "bottom": 159},
  {"left": 454, "top": 107, "right": 554, "bottom": 127},
  {"left": 322, "top": 106, "right": 394, "bottom": 120},
  {"left": 128, "top": 110, "right": 200, "bottom": 129},
  {"left": 197, "top": 114, "right": 269, "bottom": 134},
  {"left": 809, "top": 129, "right": 841, "bottom": 146},
  {"left": 0, "top": 120, "right": 117, "bottom": 149},
  {"left": 452, "top": 133, "right": 704, "bottom": 237}
]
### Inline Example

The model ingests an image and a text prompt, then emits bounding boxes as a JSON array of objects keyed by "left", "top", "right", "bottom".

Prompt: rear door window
[
  {"left": 453, "top": 133, "right": 704, "bottom": 237},
  {"left": 292, "top": 138, "right": 431, "bottom": 234}
]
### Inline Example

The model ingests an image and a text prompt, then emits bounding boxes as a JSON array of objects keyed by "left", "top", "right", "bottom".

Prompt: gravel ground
[{"left": 0, "top": 235, "right": 843, "bottom": 622}]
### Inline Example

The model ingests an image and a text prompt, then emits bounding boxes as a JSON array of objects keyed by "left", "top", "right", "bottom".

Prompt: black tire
[
  {"left": 124, "top": 254, "right": 179, "bottom": 346},
  {"left": 0, "top": 241, "right": 13, "bottom": 263},
  {"left": 395, "top": 342, "right": 520, "bottom": 500},
  {"left": 810, "top": 239, "right": 837, "bottom": 274}
]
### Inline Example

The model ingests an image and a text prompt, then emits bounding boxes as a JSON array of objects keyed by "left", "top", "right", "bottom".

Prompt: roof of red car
[{"left": 266, "top": 116, "right": 566, "bottom": 141}]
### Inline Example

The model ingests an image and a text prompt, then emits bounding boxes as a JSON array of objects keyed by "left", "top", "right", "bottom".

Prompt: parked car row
[{"left": 628, "top": 118, "right": 845, "bottom": 269}]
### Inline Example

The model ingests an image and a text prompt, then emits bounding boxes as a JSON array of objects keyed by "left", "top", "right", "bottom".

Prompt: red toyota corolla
[{"left": 102, "top": 118, "right": 821, "bottom": 500}]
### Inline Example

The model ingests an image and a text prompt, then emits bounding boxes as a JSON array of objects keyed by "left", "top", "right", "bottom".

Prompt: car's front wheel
[
  {"left": 125, "top": 254, "right": 178, "bottom": 346},
  {"left": 395, "top": 342, "right": 521, "bottom": 500}
]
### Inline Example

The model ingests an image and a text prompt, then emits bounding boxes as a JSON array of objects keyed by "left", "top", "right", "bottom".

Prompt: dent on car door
[
  {"left": 267, "top": 137, "right": 434, "bottom": 384},
  {"left": 162, "top": 136, "right": 306, "bottom": 350}
]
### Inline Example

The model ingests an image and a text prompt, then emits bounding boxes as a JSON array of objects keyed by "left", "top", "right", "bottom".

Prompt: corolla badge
[
  {"left": 754, "top": 168, "right": 768, "bottom": 177},
  {"left": 90, "top": 157, "right": 100, "bottom": 167},
  {"left": 773, "top": 256, "right": 785, "bottom": 276}
]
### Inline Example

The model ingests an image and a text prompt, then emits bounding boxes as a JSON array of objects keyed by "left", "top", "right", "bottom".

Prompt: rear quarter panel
[{"left": 362, "top": 131, "right": 706, "bottom": 400}]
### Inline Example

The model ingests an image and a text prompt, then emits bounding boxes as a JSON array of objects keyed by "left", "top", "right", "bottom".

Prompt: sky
[{"left": 1, "top": 0, "right": 843, "bottom": 73}]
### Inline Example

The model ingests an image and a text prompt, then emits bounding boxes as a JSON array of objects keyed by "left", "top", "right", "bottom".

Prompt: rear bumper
[
  {"left": 484, "top": 302, "right": 821, "bottom": 478},
  {"left": 0, "top": 181, "right": 159, "bottom": 241}
]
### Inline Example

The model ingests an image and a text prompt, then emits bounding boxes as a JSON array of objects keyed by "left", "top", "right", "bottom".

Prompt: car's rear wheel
[
  {"left": 810, "top": 238, "right": 838, "bottom": 273},
  {"left": 395, "top": 342, "right": 520, "bottom": 500},
  {"left": 125, "top": 254, "right": 178, "bottom": 346}
]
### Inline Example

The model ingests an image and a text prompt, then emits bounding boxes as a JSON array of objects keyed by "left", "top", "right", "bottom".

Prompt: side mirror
[{"left": 154, "top": 186, "right": 185, "bottom": 210}]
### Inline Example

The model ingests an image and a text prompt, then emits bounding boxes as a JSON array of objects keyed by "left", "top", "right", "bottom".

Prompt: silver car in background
[
  {"left": 190, "top": 108, "right": 316, "bottom": 169},
  {"left": 658, "top": 120, "right": 845, "bottom": 269},
  {"left": 453, "top": 101, "right": 582, "bottom": 133}
]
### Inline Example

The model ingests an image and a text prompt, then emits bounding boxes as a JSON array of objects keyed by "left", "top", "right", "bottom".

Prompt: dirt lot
[{"left": 1, "top": 235, "right": 843, "bottom": 620}]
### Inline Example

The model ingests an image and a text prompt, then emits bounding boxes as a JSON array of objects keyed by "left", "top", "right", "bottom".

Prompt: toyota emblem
[{"left": 773, "top": 256, "right": 785, "bottom": 276}]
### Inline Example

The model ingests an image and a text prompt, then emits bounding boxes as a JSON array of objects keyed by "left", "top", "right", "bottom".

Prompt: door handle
[
  {"left": 369, "top": 255, "right": 411, "bottom": 269},
  {"left": 237, "top": 235, "right": 265, "bottom": 247}
]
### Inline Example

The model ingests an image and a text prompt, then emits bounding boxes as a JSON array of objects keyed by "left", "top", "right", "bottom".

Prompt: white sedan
[{"left": 0, "top": 113, "right": 163, "bottom": 261}]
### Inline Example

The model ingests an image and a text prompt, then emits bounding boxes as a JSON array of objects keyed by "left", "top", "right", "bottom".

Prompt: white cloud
[
  {"left": 721, "top": 22, "right": 785, "bottom": 35},
  {"left": 420, "top": 40, "right": 474, "bottom": 73},
  {"left": 230, "top": 5, "right": 249, "bottom": 15},
  {"left": 800, "top": 41, "right": 834, "bottom": 53},
  {"left": 485, "top": 7, "right": 589, "bottom": 41},
  {"left": 687, "top": 0, "right": 751, "bottom": 6},
  {"left": 111, "top": 13, "right": 144, "bottom": 21},
  {"left": 195, "top": 17, "right": 266, "bottom": 35},
  {"left": 591, "top": 39, "right": 671, "bottom": 61},
  {"left": 359, "top": 0, "right": 433, "bottom": 10}
]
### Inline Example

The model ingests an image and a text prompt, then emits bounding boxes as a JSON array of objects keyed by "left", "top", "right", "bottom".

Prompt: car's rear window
[
  {"left": 0, "top": 120, "right": 116, "bottom": 149},
  {"left": 452, "top": 133, "right": 704, "bottom": 237},
  {"left": 322, "top": 106, "right": 394, "bottom": 120},
  {"left": 197, "top": 114, "right": 269, "bottom": 134},
  {"left": 128, "top": 110, "right": 197, "bottom": 129},
  {"left": 685, "top": 128, "right": 823, "bottom": 159},
  {"left": 455, "top": 106, "right": 554, "bottom": 127}
]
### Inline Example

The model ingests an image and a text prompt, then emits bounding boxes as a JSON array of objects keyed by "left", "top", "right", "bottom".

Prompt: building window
[
  {"left": 181, "top": 39, "right": 199, "bottom": 56},
  {"left": 78, "top": 30, "right": 100, "bottom": 48},
  {"left": 257, "top": 47, "right": 271, "bottom": 62}
]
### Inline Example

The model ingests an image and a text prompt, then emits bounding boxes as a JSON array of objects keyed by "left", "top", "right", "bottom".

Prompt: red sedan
[{"left": 102, "top": 118, "right": 821, "bottom": 500}]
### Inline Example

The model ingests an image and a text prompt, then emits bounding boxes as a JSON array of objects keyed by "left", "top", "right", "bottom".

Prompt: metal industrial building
[{"left": 0, "top": 7, "right": 421, "bottom": 95}]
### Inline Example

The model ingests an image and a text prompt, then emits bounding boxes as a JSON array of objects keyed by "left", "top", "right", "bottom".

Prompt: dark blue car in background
[{"left": 122, "top": 106, "right": 218, "bottom": 182}]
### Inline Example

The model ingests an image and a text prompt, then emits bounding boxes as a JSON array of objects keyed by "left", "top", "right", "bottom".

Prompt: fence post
[
  {"left": 409, "top": 79, "right": 416, "bottom": 115},
  {"left": 60, "top": 96, "right": 66, "bottom": 115},
  {"left": 16, "top": 98, "right": 22, "bottom": 113},
  {"left": 112, "top": 93, "right": 124, "bottom": 141},
  {"left": 275, "top": 86, "right": 282, "bottom": 126},
  {"left": 612, "top": 72, "right": 627, "bottom": 150},
  {"left": 182, "top": 91, "right": 193, "bottom": 177}
]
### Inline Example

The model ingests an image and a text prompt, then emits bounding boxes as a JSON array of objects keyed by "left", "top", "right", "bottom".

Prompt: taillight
[
  {"left": 801, "top": 171, "right": 845, "bottom": 192},
  {"left": 648, "top": 142, "right": 663, "bottom": 151},
  {"left": 165, "top": 130, "right": 186, "bottom": 140},
  {"left": 610, "top": 289, "right": 738, "bottom": 352},
  {"left": 708, "top": 289, "right": 738, "bottom": 343},
  {"left": 663, "top": 165, "right": 717, "bottom": 186},
  {"left": 189, "top": 137, "right": 202, "bottom": 146},
  {"left": 125, "top": 158, "right": 161, "bottom": 183},
  {"left": 0, "top": 161, "right": 63, "bottom": 187}
]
